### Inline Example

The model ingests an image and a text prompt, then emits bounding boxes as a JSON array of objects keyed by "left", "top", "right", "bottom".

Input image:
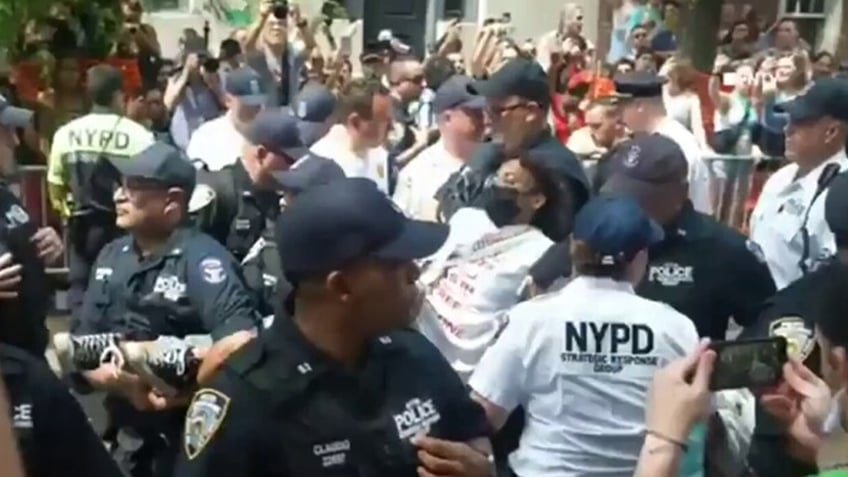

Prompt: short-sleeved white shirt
[
  {"left": 185, "top": 113, "right": 245, "bottom": 171},
  {"left": 417, "top": 212, "right": 552, "bottom": 382},
  {"left": 469, "top": 276, "right": 699, "bottom": 477},
  {"left": 310, "top": 125, "right": 391, "bottom": 193},
  {"left": 654, "top": 117, "right": 714, "bottom": 216},
  {"left": 749, "top": 151, "right": 848, "bottom": 290}
]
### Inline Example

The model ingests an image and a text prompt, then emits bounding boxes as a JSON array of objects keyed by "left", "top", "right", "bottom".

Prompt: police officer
[
  {"left": 241, "top": 155, "right": 345, "bottom": 320},
  {"left": 47, "top": 65, "right": 155, "bottom": 321},
  {"left": 469, "top": 195, "right": 700, "bottom": 476},
  {"left": 610, "top": 71, "right": 713, "bottom": 215},
  {"left": 436, "top": 58, "right": 590, "bottom": 221},
  {"left": 749, "top": 78, "right": 848, "bottom": 290},
  {"left": 59, "top": 142, "right": 262, "bottom": 477},
  {"left": 174, "top": 178, "right": 493, "bottom": 477},
  {"left": 0, "top": 98, "right": 64, "bottom": 356},
  {"left": 1, "top": 343, "right": 124, "bottom": 477},
  {"left": 742, "top": 169, "right": 848, "bottom": 477},
  {"left": 598, "top": 135, "right": 775, "bottom": 339}
]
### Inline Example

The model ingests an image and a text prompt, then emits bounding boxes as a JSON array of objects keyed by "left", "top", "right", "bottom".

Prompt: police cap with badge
[
  {"left": 111, "top": 142, "right": 197, "bottom": 195},
  {"left": 612, "top": 71, "right": 665, "bottom": 100},
  {"left": 223, "top": 66, "right": 268, "bottom": 106},
  {"left": 292, "top": 83, "right": 336, "bottom": 147}
]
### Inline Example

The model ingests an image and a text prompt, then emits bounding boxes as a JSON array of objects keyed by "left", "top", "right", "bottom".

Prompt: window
[
  {"left": 143, "top": 0, "right": 190, "bottom": 12},
  {"left": 444, "top": 0, "right": 465, "bottom": 19},
  {"left": 781, "top": 0, "right": 826, "bottom": 18}
]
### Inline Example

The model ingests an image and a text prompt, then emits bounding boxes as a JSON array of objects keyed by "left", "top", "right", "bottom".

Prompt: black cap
[
  {"left": 244, "top": 108, "right": 307, "bottom": 160},
  {"left": 111, "top": 142, "right": 196, "bottom": 194},
  {"left": 223, "top": 67, "right": 268, "bottom": 105},
  {"left": 613, "top": 71, "right": 664, "bottom": 99},
  {"left": 600, "top": 134, "right": 688, "bottom": 198},
  {"left": 471, "top": 58, "right": 550, "bottom": 107},
  {"left": 293, "top": 84, "right": 336, "bottom": 146},
  {"left": 775, "top": 78, "right": 848, "bottom": 122},
  {"left": 433, "top": 75, "right": 486, "bottom": 114},
  {"left": 825, "top": 170, "right": 848, "bottom": 243},
  {"left": 271, "top": 155, "right": 345, "bottom": 193},
  {"left": 0, "top": 95, "right": 33, "bottom": 128},
  {"left": 276, "top": 177, "right": 449, "bottom": 278}
]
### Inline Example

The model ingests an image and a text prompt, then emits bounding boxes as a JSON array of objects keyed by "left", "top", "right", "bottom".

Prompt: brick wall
[{"left": 593, "top": 0, "right": 847, "bottom": 68}]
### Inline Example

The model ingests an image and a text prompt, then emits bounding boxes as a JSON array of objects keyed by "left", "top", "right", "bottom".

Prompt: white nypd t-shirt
[
  {"left": 417, "top": 207, "right": 553, "bottom": 382},
  {"left": 470, "top": 276, "right": 699, "bottom": 477}
]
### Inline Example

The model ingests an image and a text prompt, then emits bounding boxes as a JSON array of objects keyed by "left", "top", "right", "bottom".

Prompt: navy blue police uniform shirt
[
  {"left": 739, "top": 261, "right": 828, "bottom": 477},
  {"left": 1, "top": 343, "right": 124, "bottom": 477},
  {"left": 636, "top": 202, "right": 776, "bottom": 339},
  {"left": 173, "top": 314, "right": 491, "bottom": 477},
  {"left": 0, "top": 184, "right": 50, "bottom": 356},
  {"left": 74, "top": 226, "right": 261, "bottom": 342}
]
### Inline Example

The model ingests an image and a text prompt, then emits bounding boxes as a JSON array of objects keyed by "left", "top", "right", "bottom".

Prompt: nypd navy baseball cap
[
  {"left": 271, "top": 155, "right": 345, "bottom": 194},
  {"left": 470, "top": 58, "right": 550, "bottom": 108},
  {"left": 612, "top": 71, "right": 665, "bottom": 99},
  {"left": 0, "top": 95, "right": 33, "bottom": 128},
  {"left": 573, "top": 195, "right": 664, "bottom": 264},
  {"left": 111, "top": 142, "right": 197, "bottom": 195},
  {"left": 224, "top": 66, "right": 268, "bottom": 105},
  {"left": 276, "top": 177, "right": 449, "bottom": 278},
  {"left": 293, "top": 83, "right": 336, "bottom": 146},
  {"left": 245, "top": 108, "right": 307, "bottom": 160},
  {"left": 433, "top": 75, "right": 486, "bottom": 114},
  {"left": 600, "top": 134, "right": 688, "bottom": 199},
  {"left": 775, "top": 77, "right": 848, "bottom": 122}
]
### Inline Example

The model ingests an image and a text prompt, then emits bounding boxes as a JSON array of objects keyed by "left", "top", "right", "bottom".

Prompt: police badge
[
  {"left": 184, "top": 389, "right": 231, "bottom": 460},
  {"left": 769, "top": 316, "right": 815, "bottom": 361}
]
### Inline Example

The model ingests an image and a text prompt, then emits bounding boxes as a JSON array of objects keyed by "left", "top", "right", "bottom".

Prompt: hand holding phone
[{"left": 708, "top": 338, "right": 787, "bottom": 391}]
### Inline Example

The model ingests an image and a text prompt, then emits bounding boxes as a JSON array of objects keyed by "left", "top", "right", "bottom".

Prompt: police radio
[{"left": 798, "top": 163, "right": 841, "bottom": 274}]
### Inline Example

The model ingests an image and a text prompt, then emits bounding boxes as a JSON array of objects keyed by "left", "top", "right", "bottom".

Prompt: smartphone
[
  {"left": 722, "top": 72, "right": 738, "bottom": 88},
  {"left": 501, "top": 12, "right": 512, "bottom": 24},
  {"left": 708, "top": 337, "right": 787, "bottom": 391}
]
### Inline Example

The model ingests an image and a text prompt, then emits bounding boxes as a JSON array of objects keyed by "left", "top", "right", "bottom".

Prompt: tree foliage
[{"left": 679, "top": 0, "right": 724, "bottom": 71}]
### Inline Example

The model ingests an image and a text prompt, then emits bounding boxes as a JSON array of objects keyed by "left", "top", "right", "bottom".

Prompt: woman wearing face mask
[{"left": 416, "top": 150, "right": 573, "bottom": 383}]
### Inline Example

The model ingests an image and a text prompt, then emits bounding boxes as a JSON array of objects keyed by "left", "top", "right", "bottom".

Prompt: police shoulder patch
[
  {"left": 184, "top": 389, "right": 231, "bottom": 460},
  {"left": 199, "top": 257, "right": 227, "bottom": 284},
  {"left": 769, "top": 316, "right": 815, "bottom": 361}
]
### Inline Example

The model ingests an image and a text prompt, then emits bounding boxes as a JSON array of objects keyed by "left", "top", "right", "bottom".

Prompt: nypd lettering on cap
[
  {"left": 297, "top": 100, "right": 308, "bottom": 119},
  {"left": 200, "top": 257, "right": 227, "bottom": 284}
]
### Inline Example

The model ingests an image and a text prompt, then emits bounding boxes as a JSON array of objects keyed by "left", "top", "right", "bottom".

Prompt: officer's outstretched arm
[
  {"left": 186, "top": 243, "right": 263, "bottom": 340},
  {"left": 173, "top": 373, "right": 273, "bottom": 477}
]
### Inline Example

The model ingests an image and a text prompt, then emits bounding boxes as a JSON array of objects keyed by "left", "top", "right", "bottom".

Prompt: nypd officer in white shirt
[
  {"left": 612, "top": 71, "right": 714, "bottom": 216},
  {"left": 393, "top": 75, "right": 486, "bottom": 221},
  {"left": 750, "top": 77, "right": 848, "bottom": 290},
  {"left": 470, "top": 195, "right": 700, "bottom": 477}
]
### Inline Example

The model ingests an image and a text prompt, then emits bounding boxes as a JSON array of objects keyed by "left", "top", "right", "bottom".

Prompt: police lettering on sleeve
[
  {"left": 1, "top": 344, "right": 124, "bottom": 477},
  {"left": 469, "top": 196, "right": 699, "bottom": 476}
]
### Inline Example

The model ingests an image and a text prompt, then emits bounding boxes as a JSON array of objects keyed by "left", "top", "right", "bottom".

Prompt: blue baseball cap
[
  {"left": 433, "top": 75, "right": 486, "bottom": 114},
  {"left": 271, "top": 155, "right": 345, "bottom": 193},
  {"left": 293, "top": 83, "right": 336, "bottom": 146},
  {"left": 276, "top": 177, "right": 449, "bottom": 277},
  {"left": 573, "top": 195, "right": 664, "bottom": 265},
  {"left": 224, "top": 66, "right": 268, "bottom": 105},
  {"left": 775, "top": 78, "right": 848, "bottom": 122},
  {"left": 0, "top": 95, "right": 33, "bottom": 128},
  {"left": 110, "top": 142, "right": 197, "bottom": 195},
  {"left": 470, "top": 58, "right": 550, "bottom": 108},
  {"left": 600, "top": 134, "right": 688, "bottom": 199},
  {"left": 244, "top": 108, "right": 307, "bottom": 160}
]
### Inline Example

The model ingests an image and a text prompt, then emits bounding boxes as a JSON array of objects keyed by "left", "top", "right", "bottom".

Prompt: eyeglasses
[{"left": 488, "top": 102, "right": 532, "bottom": 116}]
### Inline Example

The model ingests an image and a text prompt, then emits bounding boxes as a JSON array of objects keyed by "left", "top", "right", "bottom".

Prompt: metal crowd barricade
[{"left": 12, "top": 164, "right": 70, "bottom": 278}]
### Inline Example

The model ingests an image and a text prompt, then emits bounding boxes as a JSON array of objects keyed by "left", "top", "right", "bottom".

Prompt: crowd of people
[{"left": 0, "top": 0, "right": 845, "bottom": 477}]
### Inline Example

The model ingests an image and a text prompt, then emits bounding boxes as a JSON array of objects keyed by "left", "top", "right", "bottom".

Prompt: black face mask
[{"left": 481, "top": 185, "right": 521, "bottom": 227}]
